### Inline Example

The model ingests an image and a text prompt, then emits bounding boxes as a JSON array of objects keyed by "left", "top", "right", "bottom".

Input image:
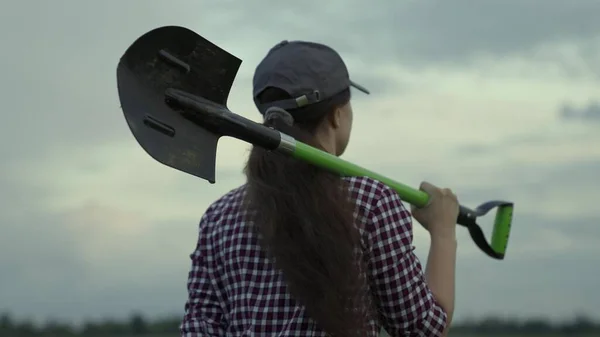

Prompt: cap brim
[{"left": 350, "top": 80, "right": 370, "bottom": 95}]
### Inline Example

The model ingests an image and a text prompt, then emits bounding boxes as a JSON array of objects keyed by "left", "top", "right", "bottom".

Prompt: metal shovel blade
[{"left": 116, "top": 25, "right": 242, "bottom": 183}]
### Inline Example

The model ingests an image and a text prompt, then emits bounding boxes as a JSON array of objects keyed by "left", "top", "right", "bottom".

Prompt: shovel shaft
[
  {"left": 291, "top": 142, "right": 430, "bottom": 207},
  {"left": 285, "top": 139, "right": 513, "bottom": 260}
]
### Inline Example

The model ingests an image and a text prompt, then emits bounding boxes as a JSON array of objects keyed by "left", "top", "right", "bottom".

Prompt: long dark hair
[{"left": 243, "top": 87, "right": 371, "bottom": 337}]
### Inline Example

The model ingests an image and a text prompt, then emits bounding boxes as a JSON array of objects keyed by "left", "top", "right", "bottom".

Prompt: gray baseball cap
[{"left": 252, "top": 40, "right": 370, "bottom": 115}]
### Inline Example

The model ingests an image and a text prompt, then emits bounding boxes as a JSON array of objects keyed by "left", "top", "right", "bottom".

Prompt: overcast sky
[{"left": 1, "top": 0, "right": 599, "bottom": 326}]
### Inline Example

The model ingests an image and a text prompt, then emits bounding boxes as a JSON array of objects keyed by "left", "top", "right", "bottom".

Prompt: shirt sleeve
[
  {"left": 180, "top": 214, "right": 226, "bottom": 337},
  {"left": 366, "top": 187, "right": 448, "bottom": 337}
]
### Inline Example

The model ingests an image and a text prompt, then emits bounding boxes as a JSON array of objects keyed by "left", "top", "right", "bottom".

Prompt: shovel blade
[{"left": 116, "top": 25, "right": 242, "bottom": 183}]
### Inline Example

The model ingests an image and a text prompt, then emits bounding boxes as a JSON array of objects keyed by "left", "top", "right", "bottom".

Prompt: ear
[{"left": 328, "top": 107, "right": 342, "bottom": 129}]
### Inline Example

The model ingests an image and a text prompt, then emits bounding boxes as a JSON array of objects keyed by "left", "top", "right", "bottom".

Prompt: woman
[{"left": 180, "top": 40, "right": 459, "bottom": 337}]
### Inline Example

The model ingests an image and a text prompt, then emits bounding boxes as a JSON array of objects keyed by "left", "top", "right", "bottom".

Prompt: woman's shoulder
[
  {"left": 343, "top": 176, "right": 398, "bottom": 203},
  {"left": 200, "top": 184, "right": 248, "bottom": 221},
  {"left": 343, "top": 176, "right": 407, "bottom": 216}
]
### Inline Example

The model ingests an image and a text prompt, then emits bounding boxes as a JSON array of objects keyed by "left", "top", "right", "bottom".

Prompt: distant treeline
[{"left": 1, "top": 312, "right": 599, "bottom": 336}]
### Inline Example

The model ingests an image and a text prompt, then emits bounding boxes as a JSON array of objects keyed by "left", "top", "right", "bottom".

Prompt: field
[
  {"left": 4, "top": 333, "right": 595, "bottom": 337},
  {"left": 3, "top": 321, "right": 598, "bottom": 337},
  {"left": 2, "top": 333, "right": 600, "bottom": 337}
]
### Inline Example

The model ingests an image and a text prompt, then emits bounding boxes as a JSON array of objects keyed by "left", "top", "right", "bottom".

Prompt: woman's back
[
  {"left": 180, "top": 176, "right": 447, "bottom": 337},
  {"left": 179, "top": 39, "right": 458, "bottom": 337}
]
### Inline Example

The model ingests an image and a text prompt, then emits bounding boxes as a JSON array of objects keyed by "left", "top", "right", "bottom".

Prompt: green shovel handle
[{"left": 293, "top": 142, "right": 513, "bottom": 260}]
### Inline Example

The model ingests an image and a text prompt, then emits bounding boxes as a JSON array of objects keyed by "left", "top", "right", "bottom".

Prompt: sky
[{"left": 1, "top": 0, "right": 599, "bottom": 326}]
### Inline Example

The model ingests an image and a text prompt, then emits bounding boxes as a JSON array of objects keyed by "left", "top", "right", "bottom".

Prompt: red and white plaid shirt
[{"left": 180, "top": 176, "right": 447, "bottom": 337}]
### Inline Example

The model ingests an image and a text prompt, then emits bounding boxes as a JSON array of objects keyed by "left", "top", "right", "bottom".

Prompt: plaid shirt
[{"left": 180, "top": 176, "right": 447, "bottom": 337}]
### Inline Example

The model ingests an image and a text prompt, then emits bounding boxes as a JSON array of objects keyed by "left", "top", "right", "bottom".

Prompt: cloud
[
  {"left": 0, "top": 203, "right": 195, "bottom": 324},
  {"left": 454, "top": 248, "right": 600, "bottom": 321},
  {"left": 202, "top": 0, "right": 600, "bottom": 69},
  {"left": 559, "top": 101, "right": 600, "bottom": 122}
]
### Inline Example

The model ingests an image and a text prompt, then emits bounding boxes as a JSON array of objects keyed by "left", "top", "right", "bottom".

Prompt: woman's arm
[
  {"left": 424, "top": 235, "right": 457, "bottom": 336},
  {"left": 366, "top": 187, "right": 450, "bottom": 337}
]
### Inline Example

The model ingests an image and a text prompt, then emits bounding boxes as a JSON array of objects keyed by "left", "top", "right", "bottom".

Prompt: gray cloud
[
  {"left": 453, "top": 249, "right": 600, "bottom": 321},
  {"left": 560, "top": 101, "right": 600, "bottom": 122},
  {"left": 2, "top": 0, "right": 598, "bottom": 163},
  {"left": 211, "top": 0, "right": 600, "bottom": 67},
  {"left": 0, "top": 204, "right": 194, "bottom": 323}
]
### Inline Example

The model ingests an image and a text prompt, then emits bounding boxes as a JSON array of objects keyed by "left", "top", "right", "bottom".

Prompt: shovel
[{"left": 116, "top": 25, "right": 514, "bottom": 260}]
